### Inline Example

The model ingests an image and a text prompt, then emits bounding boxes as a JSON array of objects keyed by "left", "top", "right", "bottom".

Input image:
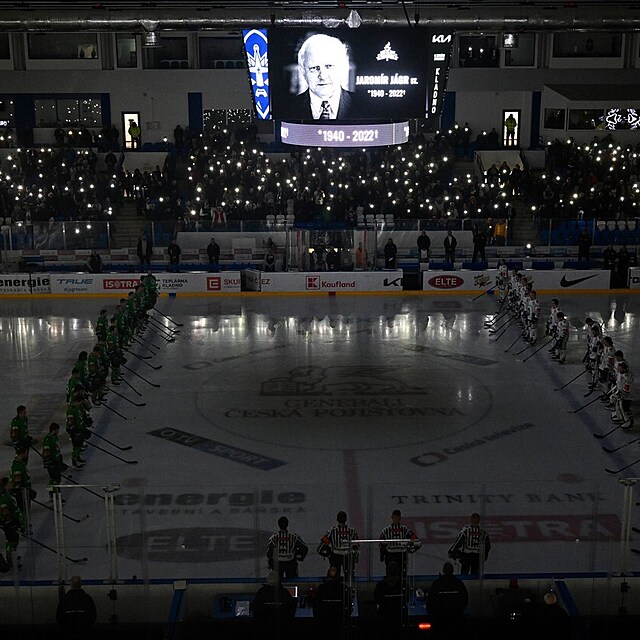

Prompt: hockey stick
[
  {"left": 86, "top": 441, "right": 138, "bottom": 464},
  {"left": 603, "top": 438, "right": 640, "bottom": 454},
  {"left": 125, "top": 348, "right": 151, "bottom": 360},
  {"left": 32, "top": 498, "right": 89, "bottom": 523},
  {"left": 504, "top": 334, "right": 522, "bottom": 353},
  {"left": 554, "top": 369, "right": 588, "bottom": 391},
  {"left": 134, "top": 336, "right": 161, "bottom": 352},
  {"left": 87, "top": 430, "right": 133, "bottom": 452},
  {"left": 493, "top": 323, "right": 515, "bottom": 342},
  {"left": 125, "top": 350, "right": 163, "bottom": 370},
  {"left": 146, "top": 325, "right": 176, "bottom": 343},
  {"left": 138, "top": 356, "right": 162, "bottom": 371},
  {"left": 519, "top": 338, "right": 551, "bottom": 363},
  {"left": 122, "top": 363, "right": 160, "bottom": 388},
  {"left": 515, "top": 342, "right": 533, "bottom": 356},
  {"left": 568, "top": 394, "right": 603, "bottom": 414},
  {"left": 605, "top": 456, "right": 640, "bottom": 474},
  {"left": 107, "top": 386, "right": 146, "bottom": 408},
  {"left": 489, "top": 317, "right": 513, "bottom": 334},
  {"left": 148, "top": 315, "right": 180, "bottom": 334},
  {"left": 484, "top": 307, "right": 509, "bottom": 326},
  {"left": 593, "top": 424, "right": 622, "bottom": 439},
  {"left": 21, "top": 534, "right": 87, "bottom": 563},
  {"left": 95, "top": 401, "right": 128, "bottom": 421},
  {"left": 60, "top": 473, "right": 103, "bottom": 499},
  {"left": 154, "top": 308, "right": 184, "bottom": 327},
  {"left": 118, "top": 375, "right": 142, "bottom": 397},
  {"left": 472, "top": 285, "right": 496, "bottom": 301}
]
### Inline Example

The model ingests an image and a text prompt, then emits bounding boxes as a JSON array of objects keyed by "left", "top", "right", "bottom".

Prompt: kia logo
[{"left": 432, "top": 34, "right": 452, "bottom": 44}]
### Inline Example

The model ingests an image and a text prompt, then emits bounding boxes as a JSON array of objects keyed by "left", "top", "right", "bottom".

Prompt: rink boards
[{"left": 0, "top": 268, "right": 615, "bottom": 296}]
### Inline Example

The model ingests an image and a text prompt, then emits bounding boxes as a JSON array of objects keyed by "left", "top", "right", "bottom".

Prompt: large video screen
[{"left": 269, "top": 27, "right": 431, "bottom": 122}]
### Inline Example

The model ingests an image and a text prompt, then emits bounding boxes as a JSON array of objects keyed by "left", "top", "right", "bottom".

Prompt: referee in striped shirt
[{"left": 267, "top": 516, "right": 309, "bottom": 579}]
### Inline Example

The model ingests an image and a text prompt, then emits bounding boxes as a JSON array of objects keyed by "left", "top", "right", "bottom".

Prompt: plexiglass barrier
[{"left": 7, "top": 479, "right": 636, "bottom": 585}]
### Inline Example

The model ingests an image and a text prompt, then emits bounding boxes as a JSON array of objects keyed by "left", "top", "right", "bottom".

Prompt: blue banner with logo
[{"left": 242, "top": 28, "right": 270, "bottom": 120}]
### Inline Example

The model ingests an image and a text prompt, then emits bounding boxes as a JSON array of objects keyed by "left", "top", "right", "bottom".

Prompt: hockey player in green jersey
[
  {"left": 10, "top": 446, "right": 36, "bottom": 513},
  {"left": 66, "top": 393, "right": 88, "bottom": 469},
  {"left": 95, "top": 308, "right": 109, "bottom": 342},
  {"left": 42, "top": 422, "right": 68, "bottom": 490},
  {"left": 87, "top": 345, "right": 107, "bottom": 405},
  {"left": 9, "top": 405, "right": 34, "bottom": 454},
  {"left": 73, "top": 351, "right": 89, "bottom": 388},
  {"left": 66, "top": 368, "right": 84, "bottom": 403},
  {"left": 0, "top": 476, "right": 25, "bottom": 568},
  {"left": 106, "top": 325, "right": 125, "bottom": 384}
]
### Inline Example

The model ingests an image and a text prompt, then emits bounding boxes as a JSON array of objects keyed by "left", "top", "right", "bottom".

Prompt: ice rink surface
[{"left": 1, "top": 290, "right": 640, "bottom": 582}]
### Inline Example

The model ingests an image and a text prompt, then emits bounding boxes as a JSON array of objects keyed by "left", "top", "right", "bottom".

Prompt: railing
[
  {"left": 1, "top": 220, "right": 112, "bottom": 251},
  {"left": 2, "top": 217, "right": 508, "bottom": 258},
  {"left": 3, "top": 479, "right": 636, "bottom": 587},
  {"left": 535, "top": 218, "right": 640, "bottom": 247}
]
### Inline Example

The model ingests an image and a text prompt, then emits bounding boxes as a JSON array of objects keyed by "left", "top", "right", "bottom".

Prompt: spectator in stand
[
  {"left": 472, "top": 225, "right": 487, "bottom": 263},
  {"left": 536, "top": 591, "right": 572, "bottom": 638},
  {"left": 313, "top": 565, "right": 353, "bottom": 638},
  {"left": 167, "top": 238, "right": 181, "bottom": 272},
  {"left": 206, "top": 236, "right": 220, "bottom": 266},
  {"left": 426, "top": 561, "right": 469, "bottom": 639},
  {"left": 384, "top": 238, "right": 398, "bottom": 269},
  {"left": 355, "top": 242, "right": 367, "bottom": 270},
  {"left": 603, "top": 244, "right": 617, "bottom": 271},
  {"left": 444, "top": 230, "right": 457, "bottom": 266},
  {"left": 104, "top": 150, "right": 117, "bottom": 174},
  {"left": 577, "top": 228, "right": 592, "bottom": 262},
  {"left": 617, "top": 244, "right": 631, "bottom": 287},
  {"left": 137, "top": 233, "right": 153, "bottom": 268},
  {"left": 173, "top": 124, "right": 184, "bottom": 151},
  {"left": 374, "top": 561, "right": 406, "bottom": 638},
  {"left": 56, "top": 576, "right": 97, "bottom": 640},
  {"left": 508, "top": 163, "right": 523, "bottom": 197},
  {"left": 252, "top": 571, "right": 297, "bottom": 640},
  {"left": 87, "top": 250, "right": 102, "bottom": 273},
  {"left": 494, "top": 219, "right": 507, "bottom": 246},
  {"left": 417, "top": 230, "right": 431, "bottom": 263},
  {"left": 128, "top": 120, "right": 141, "bottom": 150},
  {"left": 486, "top": 127, "right": 499, "bottom": 149},
  {"left": 494, "top": 578, "right": 537, "bottom": 637}
]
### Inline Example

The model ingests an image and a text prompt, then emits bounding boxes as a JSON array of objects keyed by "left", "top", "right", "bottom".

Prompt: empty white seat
[
  {"left": 628, "top": 220, "right": 636, "bottom": 231},
  {"left": 356, "top": 213, "right": 365, "bottom": 227},
  {"left": 266, "top": 214, "right": 276, "bottom": 228},
  {"left": 606, "top": 220, "right": 616, "bottom": 231},
  {"left": 617, "top": 220, "right": 627, "bottom": 230},
  {"left": 365, "top": 214, "right": 375, "bottom": 226},
  {"left": 596, "top": 220, "right": 606, "bottom": 231}
]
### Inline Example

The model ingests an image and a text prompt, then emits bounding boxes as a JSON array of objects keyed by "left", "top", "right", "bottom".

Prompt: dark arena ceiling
[{"left": 0, "top": 1, "right": 637, "bottom": 31}]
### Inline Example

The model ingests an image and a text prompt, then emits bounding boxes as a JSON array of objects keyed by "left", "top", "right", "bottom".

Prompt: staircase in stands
[{"left": 110, "top": 202, "right": 145, "bottom": 249}]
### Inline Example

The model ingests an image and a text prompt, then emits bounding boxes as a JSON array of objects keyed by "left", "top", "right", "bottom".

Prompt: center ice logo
[{"left": 260, "top": 366, "right": 429, "bottom": 396}]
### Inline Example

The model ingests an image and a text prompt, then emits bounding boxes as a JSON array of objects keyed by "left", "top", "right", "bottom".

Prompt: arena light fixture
[{"left": 141, "top": 20, "right": 162, "bottom": 48}]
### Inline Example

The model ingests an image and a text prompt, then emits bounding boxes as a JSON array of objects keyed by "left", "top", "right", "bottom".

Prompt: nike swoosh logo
[{"left": 560, "top": 274, "right": 598, "bottom": 287}]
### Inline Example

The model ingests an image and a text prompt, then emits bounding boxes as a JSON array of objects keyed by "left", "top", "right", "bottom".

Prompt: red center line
[{"left": 342, "top": 448, "right": 365, "bottom": 541}]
